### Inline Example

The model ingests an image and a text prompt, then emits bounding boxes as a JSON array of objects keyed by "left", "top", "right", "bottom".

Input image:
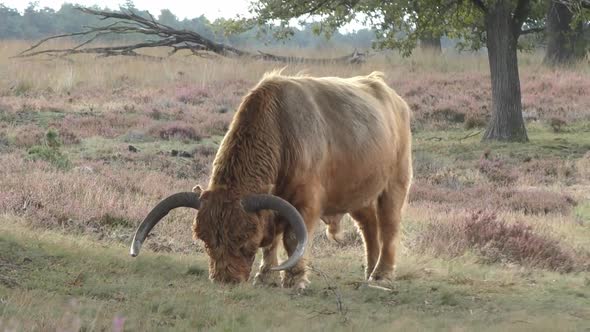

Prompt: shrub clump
[{"left": 414, "top": 211, "right": 578, "bottom": 272}]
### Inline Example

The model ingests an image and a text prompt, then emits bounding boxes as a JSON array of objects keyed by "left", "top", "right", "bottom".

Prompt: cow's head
[{"left": 129, "top": 186, "right": 307, "bottom": 284}]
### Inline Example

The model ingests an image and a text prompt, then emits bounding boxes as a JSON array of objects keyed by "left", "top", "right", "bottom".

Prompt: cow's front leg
[
  {"left": 253, "top": 235, "right": 281, "bottom": 287},
  {"left": 281, "top": 204, "right": 320, "bottom": 290}
]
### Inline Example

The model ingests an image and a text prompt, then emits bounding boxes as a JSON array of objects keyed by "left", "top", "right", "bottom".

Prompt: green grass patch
[
  {"left": 414, "top": 122, "right": 590, "bottom": 162},
  {"left": 0, "top": 108, "right": 66, "bottom": 127},
  {"left": 0, "top": 219, "right": 588, "bottom": 331}
]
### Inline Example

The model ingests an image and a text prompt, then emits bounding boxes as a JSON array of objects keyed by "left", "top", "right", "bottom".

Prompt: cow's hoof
[
  {"left": 368, "top": 269, "right": 395, "bottom": 282},
  {"left": 253, "top": 272, "right": 279, "bottom": 287},
  {"left": 281, "top": 272, "right": 310, "bottom": 290}
]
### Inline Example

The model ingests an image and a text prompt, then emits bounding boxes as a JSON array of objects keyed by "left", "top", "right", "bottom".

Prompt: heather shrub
[
  {"left": 413, "top": 211, "right": 578, "bottom": 272},
  {"left": 463, "top": 211, "right": 576, "bottom": 272},
  {"left": 520, "top": 158, "right": 577, "bottom": 184},
  {"left": 501, "top": 189, "right": 576, "bottom": 215},
  {"left": 54, "top": 113, "right": 151, "bottom": 139},
  {"left": 193, "top": 144, "right": 217, "bottom": 158},
  {"left": 12, "top": 124, "right": 45, "bottom": 148},
  {"left": 148, "top": 122, "right": 202, "bottom": 141},
  {"left": 409, "top": 180, "right": 575, "bottom": 215},
  {"left": 478, "top": 152, "right": 518, "bottom": 185},
  {"left": 176, "top": 86, "right": 209, "bottom": 105},
  {"left": 0, "top": 155, "right": 197, "bottom": 252}
]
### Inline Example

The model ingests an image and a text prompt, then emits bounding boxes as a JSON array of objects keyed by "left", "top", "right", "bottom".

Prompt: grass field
[{"left": 1, "top": 40, "right": 589, "bottom": 331}]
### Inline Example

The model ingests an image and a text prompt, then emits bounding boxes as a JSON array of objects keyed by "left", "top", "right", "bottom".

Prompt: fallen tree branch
[
  {"left": 13, "top": 6, "right": 367, "bottom": 65},
  {"left": 458, "top": 129, "right": 484, "bottom": 141}
]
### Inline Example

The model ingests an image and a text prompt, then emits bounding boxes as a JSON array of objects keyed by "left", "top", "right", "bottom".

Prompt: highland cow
[{"left": 130, "top": 71, "right": 413, "bottom": 289}]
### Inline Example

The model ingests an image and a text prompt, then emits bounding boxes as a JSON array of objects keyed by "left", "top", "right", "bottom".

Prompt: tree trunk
[
  {"left": 543, "top": 0, "right": 584, "bottom": 66},
  {"left": 419, "top": 34, "right": 442, "bottom": 53},
  {"left": 482, "top": 2, "right": 528, "bottom": 142}
]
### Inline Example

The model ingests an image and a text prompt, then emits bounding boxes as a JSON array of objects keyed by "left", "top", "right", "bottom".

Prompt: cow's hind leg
[
  {"left": 370, "top": 180, "right": 410, "bottom": 281},
  {"left": 350, "top": 205, "right": 380, "bottom": 280},
  {"left": 253, "top": 235, "right": 281, "bottom": 287}
]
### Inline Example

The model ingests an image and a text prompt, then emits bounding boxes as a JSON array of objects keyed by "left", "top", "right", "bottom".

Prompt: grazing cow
[{"left": 130, "top": 71, "right": 412, "bottom": 289}]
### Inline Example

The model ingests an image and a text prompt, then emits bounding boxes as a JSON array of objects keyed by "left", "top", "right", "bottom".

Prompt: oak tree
[{"left": 250, "top": 0, "right": 561, "bottom": 142}]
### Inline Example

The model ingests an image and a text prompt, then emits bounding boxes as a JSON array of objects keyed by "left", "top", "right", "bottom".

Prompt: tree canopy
[
  {"left": 248, "top": 0, "right": 589, "bottom": 141},
  {"left": 249, "top": 0, "right": 588, "bottom": 55}
]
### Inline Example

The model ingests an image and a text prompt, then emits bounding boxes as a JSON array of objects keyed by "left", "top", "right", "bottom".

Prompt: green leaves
[{"left": 249, "top": 0, "right": 560, "bottom": 56}]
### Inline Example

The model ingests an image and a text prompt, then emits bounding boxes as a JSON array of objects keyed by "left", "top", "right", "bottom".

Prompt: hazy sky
[{"left": 2, "top": 0, "right": 251, "bottom": 20}]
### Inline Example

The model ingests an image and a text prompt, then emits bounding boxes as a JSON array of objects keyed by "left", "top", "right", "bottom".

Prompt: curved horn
[
  {"left": 242, "top": 194, "right": 307, "bottom": 271},
  {"left": 130, "top": 192, "right": 200, "bottom": 257}
]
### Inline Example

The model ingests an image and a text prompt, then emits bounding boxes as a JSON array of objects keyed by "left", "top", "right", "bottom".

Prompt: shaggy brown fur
[{"left": 193, "top": 71, "right": 413, "bottom": 287}]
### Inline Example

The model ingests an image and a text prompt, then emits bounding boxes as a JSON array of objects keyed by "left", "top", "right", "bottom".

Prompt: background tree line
[{"left": 0, "top": 1, "right": 376, "bottom": 49}]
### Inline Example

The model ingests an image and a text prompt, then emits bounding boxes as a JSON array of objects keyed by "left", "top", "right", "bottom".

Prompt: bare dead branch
[
  {"left": 13, "top": 6, "right": 366, "bottom": 65},
  {"left": 256, "top": 49, "right": 368, "bottom": 65},
  {"left": 309, "top": 265, "right": 348, "bottom": 322}
]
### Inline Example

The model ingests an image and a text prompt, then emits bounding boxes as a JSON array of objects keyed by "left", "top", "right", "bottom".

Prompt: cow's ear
[
  {"left": 192, "top": 185, "right": 203, "bottom": 195},
  {"left": 263, "top": 183, "right": 275, "bottom": 194}
]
